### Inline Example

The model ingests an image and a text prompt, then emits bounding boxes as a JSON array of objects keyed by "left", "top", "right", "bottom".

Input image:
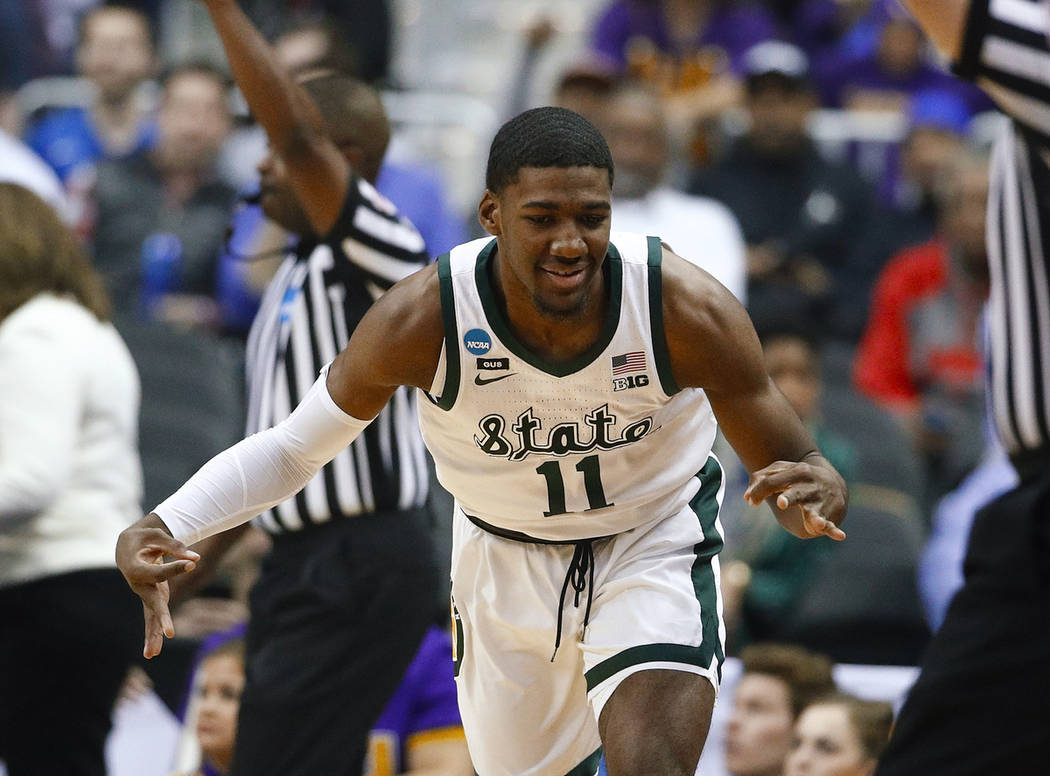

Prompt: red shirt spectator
[{"left": 854, "top": 239, "right": 984, "bottom": 410}]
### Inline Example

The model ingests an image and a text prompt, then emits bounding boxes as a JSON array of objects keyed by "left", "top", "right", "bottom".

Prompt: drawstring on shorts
[
  {"left": 551, "top": 539, "right": 595, "bottom": 662},
  {"left": 462, "top": 511, "right": 605, "bottom": 664}
]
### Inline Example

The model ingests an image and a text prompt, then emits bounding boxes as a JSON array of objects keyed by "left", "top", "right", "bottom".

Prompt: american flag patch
[{"left": 611, "top": 351, "right": 646, "bottom": 375}]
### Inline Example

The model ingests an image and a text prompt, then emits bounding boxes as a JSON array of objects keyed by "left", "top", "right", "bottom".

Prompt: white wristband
[{"left": 154, "top": 365, "right": 372, "bottom": 545}]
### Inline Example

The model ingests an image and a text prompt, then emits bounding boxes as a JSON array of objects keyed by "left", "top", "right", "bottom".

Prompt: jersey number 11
[{"left": 535, "top": 455, "right": 614, "bottom": 516}]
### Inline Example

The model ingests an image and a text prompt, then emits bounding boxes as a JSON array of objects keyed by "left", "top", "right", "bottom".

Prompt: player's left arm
[{"left": 661, "top": 246, "right": 847, "bottom": 540}]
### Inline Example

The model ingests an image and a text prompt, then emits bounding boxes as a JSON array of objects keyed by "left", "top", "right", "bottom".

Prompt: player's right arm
[
  {"left": 199, "top": 0, "right": 349, "bottom": 234},
  {"left": 116, "top": 265, "right": 444, "bottom": 657}
]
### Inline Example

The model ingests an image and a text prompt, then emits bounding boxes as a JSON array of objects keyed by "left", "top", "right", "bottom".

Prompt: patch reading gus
[{"left": 464, "top": 328, "right": 492, "bottom": 355}]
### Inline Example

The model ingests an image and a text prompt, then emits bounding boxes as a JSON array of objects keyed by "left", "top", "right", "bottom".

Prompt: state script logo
[{"left": 473, "top": 404, "right": 654, "bottom": 461}]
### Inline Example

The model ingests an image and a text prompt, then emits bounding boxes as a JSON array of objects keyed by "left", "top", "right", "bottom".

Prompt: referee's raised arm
[{"left": 199, "top": 0, "right": 349, "bottom": 234}]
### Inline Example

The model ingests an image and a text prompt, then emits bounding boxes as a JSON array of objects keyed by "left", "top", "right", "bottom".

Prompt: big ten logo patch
[
  {"left": 463, "top": 328, "right": 492, "bottom": 355},
  {"left": 613, "top": 374, "right": 650, "bottom": 392}
]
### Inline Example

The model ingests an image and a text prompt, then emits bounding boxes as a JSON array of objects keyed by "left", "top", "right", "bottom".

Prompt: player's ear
[{"left": 478, "top": 190, "right": 501, "bottom": 237}]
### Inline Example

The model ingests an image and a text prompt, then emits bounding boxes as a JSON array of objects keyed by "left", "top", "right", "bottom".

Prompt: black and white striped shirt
[
  {"left": 245, "top": 176, "right": 431, "bottom": 534},
  {"left": 954, "top": 0, "right": 1050, "bottom": 457}
]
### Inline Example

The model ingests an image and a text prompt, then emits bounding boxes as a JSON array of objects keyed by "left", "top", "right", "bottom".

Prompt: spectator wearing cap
[
  {"left": 854, "top": 150, "right": 990, "bottom": 503},
  {"left": 689, "top": 41, "right": 874, "bottom": 341},
  {"left": 892, "top": 90, "right": 972, "bottom": 228}
]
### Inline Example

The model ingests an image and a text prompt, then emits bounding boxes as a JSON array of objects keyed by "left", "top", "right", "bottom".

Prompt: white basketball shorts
[{"left": 449, "top": 456, "right": 727, "bottom": 776}]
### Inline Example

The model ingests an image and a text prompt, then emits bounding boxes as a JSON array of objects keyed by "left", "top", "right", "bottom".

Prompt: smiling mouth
[{"left": 539, "top": 266, "right": 586, "bottom": 287}]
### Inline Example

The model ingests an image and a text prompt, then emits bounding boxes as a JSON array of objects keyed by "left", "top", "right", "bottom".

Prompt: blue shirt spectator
[{"left": 26, "top": 106, "right": 157, "bottom": 184}]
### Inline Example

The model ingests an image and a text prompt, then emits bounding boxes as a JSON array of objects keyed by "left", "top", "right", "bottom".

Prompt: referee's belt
[{"left": 462, "top": 511, "right": 612, "bottom": 661}]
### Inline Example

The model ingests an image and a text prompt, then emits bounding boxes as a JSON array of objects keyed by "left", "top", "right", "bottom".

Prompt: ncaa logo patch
[{"left": 464, "top": 328, "right": 492, "bottom": 355}]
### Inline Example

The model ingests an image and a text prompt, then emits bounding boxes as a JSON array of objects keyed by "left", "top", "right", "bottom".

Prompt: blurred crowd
[{"left": 0, "top": 0, "right": 1013, "bottom": 774}]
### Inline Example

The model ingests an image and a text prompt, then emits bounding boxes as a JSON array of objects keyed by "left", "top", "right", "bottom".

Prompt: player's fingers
[
  {"left": 129, "top": 557, "right": 197, "bottom": 584},
  {"left": 137, "top": 530, "right": 200, "bottom": 563},
  {"left": 142, "top": 602, "right": 170, "bottom": 658},
  {"left": 135, "top": 581, "right": 174, "bottom": 634},
  {"left": 150, "top": 537, "right": 200, "bottom": 562},
  {"left": 801, "top": 505, "right": 846, "bottom": 541},
  {"left": 774, "top": 483, "right": 821, "bottom": 511},
  {"left": 746, "top": 466, "right": 808, "bottom": 505}
]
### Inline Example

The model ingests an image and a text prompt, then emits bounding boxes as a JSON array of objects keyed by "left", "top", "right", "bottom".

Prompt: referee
[
  {"left": 876, "top": 1, "right": 1050, "bottom": 773},
  {"left": 164, "top": 2, "right": 436, "bottom": 775}
]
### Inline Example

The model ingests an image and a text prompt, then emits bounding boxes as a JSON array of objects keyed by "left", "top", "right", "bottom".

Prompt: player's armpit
[{"left": 327, "top": 262, "right": 444, "bottom": 420}]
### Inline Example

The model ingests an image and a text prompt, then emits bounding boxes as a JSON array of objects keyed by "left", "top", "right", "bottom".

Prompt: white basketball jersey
[{"left": 417, "top": 232, "right": 718, "bottom": 541}]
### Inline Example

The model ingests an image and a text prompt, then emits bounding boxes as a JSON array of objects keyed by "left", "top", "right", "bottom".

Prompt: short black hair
[
  {"left": 300, "top": 73, "right": 390, "bottom": 183},
  {"left": 485, "top": 106, "right": 614, "bottom": 193}
]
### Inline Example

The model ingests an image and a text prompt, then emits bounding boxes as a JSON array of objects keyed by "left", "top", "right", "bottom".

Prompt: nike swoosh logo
[{"left": 474, "top": 373, "right": 516, "bottom": 386}]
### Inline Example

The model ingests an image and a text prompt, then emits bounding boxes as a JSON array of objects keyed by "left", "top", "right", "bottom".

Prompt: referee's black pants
[
  {"left": 876, "top": 464, "right": 1050, "bottom": 775},
  {"left": 231, "top": 506, "right": 438, "bottom": 776}
]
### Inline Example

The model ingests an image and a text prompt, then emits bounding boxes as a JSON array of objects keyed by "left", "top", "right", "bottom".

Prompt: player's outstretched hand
[
  {"left": 744, "top": 457, "right": 847, "bottom": 541},
  {"left": 115, "top": 514, "right": 200, "bottom": 658}
]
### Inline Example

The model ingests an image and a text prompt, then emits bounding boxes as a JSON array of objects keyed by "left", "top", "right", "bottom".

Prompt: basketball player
[{"left": 117, "top": 107, "right": 847, "bottom": 776}]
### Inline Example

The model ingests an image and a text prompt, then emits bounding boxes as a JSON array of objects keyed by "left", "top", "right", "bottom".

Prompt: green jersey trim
[
  {"left": 474, "top": 238, "right": 624, "bottom": 378},
  {"left": 432, "top": 252, "right": 460, "bottom": 411},
  {"left": 646, "top": 236, "right": 680, "bottom": 396}
]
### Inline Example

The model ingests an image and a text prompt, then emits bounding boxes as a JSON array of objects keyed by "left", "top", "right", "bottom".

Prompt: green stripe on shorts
[
  {"left": 690, "top": 456, "right": 726, "bottom": 681},
  {"left": 565, "top": 748, "right": 603, "bottom": 776},
  {"left": 583, "top": 457, "right": 726, "bottom": 693},
  {"left": 585, "top": 643, "right": 718, "bottom": 692}
]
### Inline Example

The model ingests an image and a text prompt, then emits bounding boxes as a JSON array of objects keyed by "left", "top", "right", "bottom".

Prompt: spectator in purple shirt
[
  {"left": 818, "top": 8, "right": 990, "bottom": 114},
  {"left": 590, "top": 0, "right": 781, "bottom": 75},
  {"left": 365, "top": 625, "right": 472, "bottom": 776},
  {"left": 590, "top": 0, "right": 782, "bottom": 167},
  {"left": 177, "top": 625, "right": 471, "bottom": 776}
]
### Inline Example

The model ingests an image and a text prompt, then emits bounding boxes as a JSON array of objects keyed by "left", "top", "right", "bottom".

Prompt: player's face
[
  {"left": 725, "top": 674, "right": 795, "bottom": 776},
  {"left": 784, "top": 704, "right": 874, "bottom": 776},
  {"left": 480, "top": 165, "right": 612, "bottom": 320},
  {"left": 195, "top": 654, "right": 244, "bottom": 767}
]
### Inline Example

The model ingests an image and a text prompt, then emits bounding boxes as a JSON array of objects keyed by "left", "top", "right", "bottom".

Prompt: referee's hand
[{"left": 116, "top": 514, "right": 200, "bottom": 658}]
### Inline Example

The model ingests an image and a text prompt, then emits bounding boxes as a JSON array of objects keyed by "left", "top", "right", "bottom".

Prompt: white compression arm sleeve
[{"left": 153, "top": 367, "right": 373, "bottom": 545}]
